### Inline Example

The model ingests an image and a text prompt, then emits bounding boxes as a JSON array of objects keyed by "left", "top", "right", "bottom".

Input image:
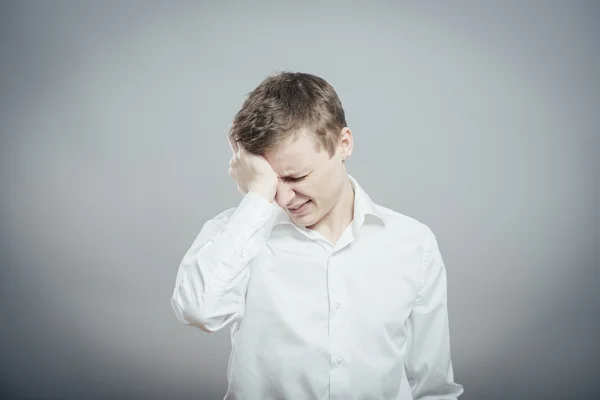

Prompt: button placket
[
  {"left": 328, "top": 252, "right": 347, "bottom": 375},
  {"left": 330, "top": 252, "right": 342, "bottom": 312}
]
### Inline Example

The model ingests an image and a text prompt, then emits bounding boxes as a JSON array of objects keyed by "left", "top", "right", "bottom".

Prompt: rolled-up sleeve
[{"left": 404, "top": 228, "right": 464, "bottom": 399}]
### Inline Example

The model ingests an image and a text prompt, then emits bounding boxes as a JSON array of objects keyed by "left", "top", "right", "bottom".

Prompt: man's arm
[
  {"left": 171, "top": 133, "right": 280, "bottom": 332},
  {"left": 404, "top": 227, "right": 464, "bottom": 399},
  {"left": 170, "top": 192, "right": 277, "bottom": 332}
]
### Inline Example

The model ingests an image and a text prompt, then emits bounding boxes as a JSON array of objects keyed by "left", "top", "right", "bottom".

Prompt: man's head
[{"left": 229, "top": 71, "right": 353, "bottom": 228}]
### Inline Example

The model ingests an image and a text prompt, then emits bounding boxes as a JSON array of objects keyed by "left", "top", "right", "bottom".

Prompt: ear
[{"left": 339, "top": 127, "right": 353, "bottom": 160}]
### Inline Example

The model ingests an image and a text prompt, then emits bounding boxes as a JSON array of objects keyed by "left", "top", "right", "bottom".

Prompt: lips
[{"left": 288, "top": 201, "right": 309, "bottom": 211}]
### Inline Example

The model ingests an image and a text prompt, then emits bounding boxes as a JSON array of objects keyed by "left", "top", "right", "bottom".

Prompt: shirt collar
[{"left": 273, "top": 174, "right": 386, "bottom": 231}]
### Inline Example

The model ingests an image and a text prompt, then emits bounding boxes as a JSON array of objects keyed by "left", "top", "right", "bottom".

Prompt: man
[{"left": 171, "top": 72, "right": 464, "bottom": 399}]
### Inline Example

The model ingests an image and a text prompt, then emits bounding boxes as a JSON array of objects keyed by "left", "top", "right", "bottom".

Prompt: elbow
[
  {"left": 170, "top": 287, "right": 232, "bottom": 333},
  {"left": 170, "top": 290, "right": 213, "bottom": 332}
]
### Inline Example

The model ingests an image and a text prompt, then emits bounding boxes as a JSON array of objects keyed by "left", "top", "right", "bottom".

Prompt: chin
[
  {"left": 303, "top": 214, "right": 323, "bottom": 228},
  {"left": 291, "top": 212, "right": 315, "bottom": 227}
]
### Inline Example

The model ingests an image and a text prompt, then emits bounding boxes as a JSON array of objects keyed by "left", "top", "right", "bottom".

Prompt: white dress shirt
[{"left": 171, "top": 175, "right": 464, "bottom": 400}]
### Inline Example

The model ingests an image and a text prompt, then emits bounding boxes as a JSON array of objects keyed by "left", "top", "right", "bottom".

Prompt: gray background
[{"left": 1, "top": 1, "right": 598, "bottom": 399}]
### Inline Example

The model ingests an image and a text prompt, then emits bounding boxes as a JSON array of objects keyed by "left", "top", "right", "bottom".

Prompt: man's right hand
[{"left": 228, "top": 135, "right": 278, "bottom": 203}]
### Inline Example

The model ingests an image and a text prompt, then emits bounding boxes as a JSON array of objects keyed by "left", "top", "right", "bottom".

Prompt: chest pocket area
[{"left": 354, "top": 250, "right": 422, "bottom": 334}]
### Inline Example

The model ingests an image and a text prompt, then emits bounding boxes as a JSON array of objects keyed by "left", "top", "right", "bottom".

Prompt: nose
[{"left": 275, "top": 181, "right": 296, "bottom": 208}]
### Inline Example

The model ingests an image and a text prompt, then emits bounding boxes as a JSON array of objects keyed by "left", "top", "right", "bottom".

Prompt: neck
[{"left": 310, "top": 176, "right": 355, "bottom": 244}]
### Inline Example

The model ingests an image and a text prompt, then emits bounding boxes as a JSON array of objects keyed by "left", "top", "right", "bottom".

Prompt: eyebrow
[{"left": 279, "top": 171, "right": 309, "bottom": 179}]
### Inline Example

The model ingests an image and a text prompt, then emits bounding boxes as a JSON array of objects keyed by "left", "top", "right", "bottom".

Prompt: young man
[{"left": 171, "top": 72, "right": 464, "bottom": 399}]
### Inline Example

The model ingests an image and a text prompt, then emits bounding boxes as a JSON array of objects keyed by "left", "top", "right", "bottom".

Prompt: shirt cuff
[{"left": 217, "top": 191, "right": 277, "bottom": 249}]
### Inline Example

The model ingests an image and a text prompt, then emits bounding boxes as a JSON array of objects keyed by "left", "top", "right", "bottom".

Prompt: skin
[{"left": 229, "top": 126, "right": 355, "bottom": 244}]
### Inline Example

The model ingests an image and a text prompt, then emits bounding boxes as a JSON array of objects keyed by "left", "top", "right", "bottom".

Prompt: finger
[
  {"left": 228, "top": 135, "right": 239, "bottom": 154},
  {"left": 237, "top": 143, "right": 246, "bottom": 158}
]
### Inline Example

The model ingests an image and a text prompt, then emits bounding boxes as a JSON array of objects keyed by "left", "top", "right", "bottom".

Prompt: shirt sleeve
[
  {"left": 404, "top": 227, "right": 464, "bottom": 399},
  {"left": 170, "top": 192, "right": 278, "bottom": 332}
]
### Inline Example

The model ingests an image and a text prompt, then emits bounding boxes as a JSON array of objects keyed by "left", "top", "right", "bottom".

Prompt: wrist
[{"left": 248, "top": 183, "right": 276, "bottom": 203}]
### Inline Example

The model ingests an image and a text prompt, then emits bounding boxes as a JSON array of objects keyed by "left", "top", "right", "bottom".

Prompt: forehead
[{"left": 264, "top": 129, "right": 326, "bottom": 175}]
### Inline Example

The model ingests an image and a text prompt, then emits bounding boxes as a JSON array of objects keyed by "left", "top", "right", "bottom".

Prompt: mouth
[{"left": 288, "top": 200, "right": 311, "bottom": 214}]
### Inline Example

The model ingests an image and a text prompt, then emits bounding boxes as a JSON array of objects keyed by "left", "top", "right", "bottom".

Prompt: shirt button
[
  {"left": 240, "top": 249, "right": 247, "bottom": 258},
  {"left": 337, "top": 357, "right": 344, "bottom": 365},
  {"left": 260, "top": 211, "right": 267, "bottom": 218},
  {"left": 335, "top": 302, "right": 341, "bottom": 309}
]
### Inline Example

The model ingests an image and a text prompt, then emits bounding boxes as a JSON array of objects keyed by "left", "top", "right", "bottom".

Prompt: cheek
[
  {"left": 311, "top": 177, "right": 338, "bottom": 203},
  {"left": 292, "top": 182, "right": 317, "bottom": 203},
  {"left": 297, "top": 166, "right": 340, "bottom": 202}
]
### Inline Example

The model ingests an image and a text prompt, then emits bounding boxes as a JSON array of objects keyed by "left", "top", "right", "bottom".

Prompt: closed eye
[{"left": 282, "top": 175, "right": 307, "bottom": 183}]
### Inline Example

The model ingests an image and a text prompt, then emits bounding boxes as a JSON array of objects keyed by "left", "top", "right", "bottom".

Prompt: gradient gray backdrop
[{"left": 1, "top": 1, "right": 598, "bottom": 399}]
